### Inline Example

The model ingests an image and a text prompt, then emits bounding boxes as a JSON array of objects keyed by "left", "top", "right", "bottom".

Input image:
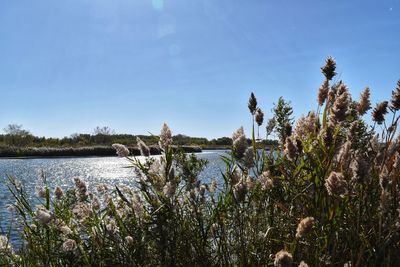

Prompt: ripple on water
[{"left": 0, "top": 151, "right": 227, "bottom": 246}]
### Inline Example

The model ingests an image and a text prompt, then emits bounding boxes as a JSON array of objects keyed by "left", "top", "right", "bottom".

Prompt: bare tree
[
  {"left": 93, "top": 126, "right": 115, "bottom": 144},
  {"left": 93, "top": 126, "right": 115, "bottom": 136},
  {"left": 3, "top": 124, "right": 33, "bottom": 146}
]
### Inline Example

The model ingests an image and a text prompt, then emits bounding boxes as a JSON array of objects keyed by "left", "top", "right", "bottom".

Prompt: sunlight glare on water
[{"left": 0, "top": 151, "right": 226, "bottom": 245}]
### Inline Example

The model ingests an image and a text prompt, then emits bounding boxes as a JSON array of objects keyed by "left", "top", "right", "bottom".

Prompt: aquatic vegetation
[{"left": 2, "top": 57, "right": 400, "bottom": 266}]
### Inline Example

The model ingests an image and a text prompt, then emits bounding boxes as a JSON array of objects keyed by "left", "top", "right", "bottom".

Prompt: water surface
[{"left": 0, "top": 151, "right": 227, "bottom": 244}]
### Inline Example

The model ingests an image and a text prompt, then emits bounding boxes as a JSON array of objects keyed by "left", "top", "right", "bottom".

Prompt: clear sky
[{"left": 1, "top": 0, "right": 399, "bottom": 139}]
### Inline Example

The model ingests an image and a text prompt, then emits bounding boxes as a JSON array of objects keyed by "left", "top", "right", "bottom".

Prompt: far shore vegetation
[{"left": 0, "top": 125, "right": 278, "bottom": 158}]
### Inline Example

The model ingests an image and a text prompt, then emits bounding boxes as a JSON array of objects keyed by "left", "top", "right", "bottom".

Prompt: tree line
[{"left": 0, "top": 124, "right": 277, "bottom": 148}]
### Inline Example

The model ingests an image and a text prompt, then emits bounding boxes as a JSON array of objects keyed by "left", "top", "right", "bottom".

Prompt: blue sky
[{"left": 1, "top": 0, "right": 399, "bottom": 139}]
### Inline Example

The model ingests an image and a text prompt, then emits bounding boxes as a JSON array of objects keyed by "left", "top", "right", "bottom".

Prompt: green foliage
[{"left": 272, "top": 97, "right": 294, "bottom": 144}]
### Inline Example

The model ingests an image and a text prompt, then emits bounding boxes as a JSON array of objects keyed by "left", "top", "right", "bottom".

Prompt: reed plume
[
  {"left": 321, "top": 56, "right": 337, "bottom": 81},
  {"left": 274, "top": 250, "right": 293, "bottom": 267},
  {"left": 357, "top": 87, "right": 371, "bottom": 115},
  {"left": 372, "top": 101, "right": 389, "bottom": 125},
  {"left": 318, "top": 79, "right": 330, "bottom": 106},
  {"left": 137, "top": 137, "right": 150, "bottom": 156},
  {"left": 295, "top": 217, "right": 315, "bottom": 238},
  {"left": 255, "top": 108, "right": 264, "bottom": 126},
  {"left": 284, "top": 136, "right": 297, "bottom": 161},
  {"left": 232, "top": 127, "right": 247, "bottom": 158},
  {"left": 390, "top": 80, "right": 400, "bottom": 111},
  {"left": 112, "top": 143, "right": 130, "bottom": 157},
  {"left": 159, "top": 123, "right": 173, "bottom": 150},
  {"left": 330, "top": 82, "right": 350, "bottom": 123},
  {"left": 325, "top": 171, "right": 346, "bottom": 196},
  {"left": 248, "top": 92, "right": 258, "bottom": 115}
]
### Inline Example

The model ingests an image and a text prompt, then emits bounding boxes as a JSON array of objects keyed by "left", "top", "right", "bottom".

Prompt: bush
[{"left": 2, "top": 57, "right": 400, "bottom": 266}]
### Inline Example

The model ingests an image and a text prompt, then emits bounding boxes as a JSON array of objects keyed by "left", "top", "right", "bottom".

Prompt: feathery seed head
[
  {"left": 393, "top": 152, "right": 400, "bottom": 169},
  {"left": 330, "top": 83, "right": 350, "bottom": 123},
  {"left": 284, "top": 137, "right": 297, "bottom": 161},
  {"left": 232, "top": 127, "right": 247, "bottom": 158},
  {"left": 232, "top": 126, "right": 244, "bottom": 141},
  {"left": 137, "top": 137, "right": 150, "bottom": 157},
  {"left": 106, "top": 218, "right": 119, "bottom": 235},
  {"left": 159, "top": 123, "right": 173, "bottom": 150},
  {"left": 54, "top": 186, "right": 64, "bottom": 200},
  {"left": 255, "top": 108, "right": 264, "bottom": 126},
  {"left": 112, "top": 143, "right": 130, "bottom": 157},
  {"left": 379, "top": 167, "right": 390, "bottom": 191},
  {"left": 372, "top": 101, "right": 389, "bottom": 125},
  {"left": 248, "top": 92, "right": 258, "bottom": 115},
  {"left": 92, "top": 196, "right": 101, "bottom": 210},
  {"left": 319, "top": 123, "right": 334, "bottom": 147},
  {"left": 243, "top": 147, "right": 254, "bottom": 168},
  {"left": 390, "top": 80, "right": 400, "bottom": 111},
  {"left": 295, "top": 217, "right": 315, "bottom": 238},
  {"left": 258, "top": 171, "right": 274, "bottom": 191},
  {"left": 62, "top": 239, "right": 77, "bottom": 253},
  {"left": 293, "top": 111, "right": 318, "bottom": 141},
  {"left": 0, "top": 235, "right": 13, "bottom": 254},
  {"left": 233, "top": 178, "right": 248, "bottom": 203},
  {"left": 346, "top": 121, "right": 359, "bottom": 144},
  {"left": 318, "top": 79, "right": 330, "bottom": 106},
  {"left": 36, "top": 186, "right": 46, "bottom": 198},
  {"left": 284, "top": 122, "right": 293, "bottom": 138},
  {"left": 350, "top": 156, "right": 369, "bottom": 183},
  {"left": 266, "top": 118, "right": 276, "bottom": 136},
  {"left": 74, "top": 177, "right": 88, "bottom": 201},
  {"left": 30, "top": 224, "right": 37, "bottom": 232},
  {"left": 210, "top": 223, "right": 218, "bottom": 237},
  {"left": 325, "top": 171, "right": 346, "bottom": 196},
  {"left": 163, "top": 181, "right": 176, "bottom": 198},
  {"left": 125, "top": 236, "right": 134, "bottom": 245},
  {"left": 274, "top": 250, "right": 293, "bottom": 267},
  {"left": 387, "top": 135, "right": 400, "bottom": 158},
  {"left": 357, "top": 87, "right": 371, "bottom": 115},
  {"left": 73, "top": 202, "right": 91, "bottom": 222},
  {"left": 370, "top": 134, "right": 379, "bottom": 151},
  {"left": 131, "top": 193, "right": 143, "bottom": 219},
  {"left": 199, "top": 184, "right": 207, "bottom": 197},
  {"left": 96, "top": 183, "right": 108, "bottom": 194},
  {"left": 209, "top": 178, "right": 217, "bottom": 193},
  {"left": 231, "top": 168, "right": 242, "bottom": 185},
  {"left": 337, "top": 141, "right": 352, "bottom": 167},
  {"left": 36, "top": 208, "right": 52, "bottom": 225},
  {"left": 246, "top": 176, "right": 255, "bottom": 191},
  {"left": 60, "top": 226, "right": 73, "bottom": 236},
  {"left": 321, "top": 56, "right": 337, "bottom": 81}
]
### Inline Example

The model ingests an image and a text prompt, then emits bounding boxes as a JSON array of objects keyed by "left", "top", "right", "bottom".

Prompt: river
[{"left": 0, "top": 150, "right": 228, "bottom": 246}]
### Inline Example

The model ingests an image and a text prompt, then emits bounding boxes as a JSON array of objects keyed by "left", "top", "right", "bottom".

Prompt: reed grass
[{"left": 1, "top": 57, "right": 400, "bottom": 266}]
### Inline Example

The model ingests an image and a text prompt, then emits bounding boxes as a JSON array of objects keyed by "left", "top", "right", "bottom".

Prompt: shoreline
[{"left": 0, "top": 145, "right": 202, "bottom": 159}]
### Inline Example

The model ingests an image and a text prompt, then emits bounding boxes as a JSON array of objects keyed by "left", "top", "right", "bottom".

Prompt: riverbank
[{"left": 0, "top": 145, "right": 202, "bottom": 158}]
